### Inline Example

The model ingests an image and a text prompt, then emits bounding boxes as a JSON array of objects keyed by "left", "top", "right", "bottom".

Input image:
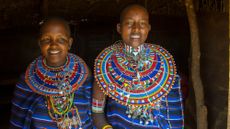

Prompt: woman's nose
[
  {"left": 49, "top": 40, "right": 58, "bottom": 47},
  {"left": 132, "top": 23, "right": 140, "bottom": 33}
]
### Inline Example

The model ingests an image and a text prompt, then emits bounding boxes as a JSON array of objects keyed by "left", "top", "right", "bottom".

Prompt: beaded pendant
[
  {"left": 94, "top": 42, "right": 177, "bottom": 125},
  {"left": 25, "top": 53, "right": 88, "bottom": 129}
]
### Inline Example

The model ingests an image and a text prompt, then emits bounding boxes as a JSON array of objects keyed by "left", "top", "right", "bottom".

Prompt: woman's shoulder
[
  {"left": 16, "top": 73, "right": 33, "bottom": 92},
  {"left": 145, "top": 43, "right": 171, "bottom": 53}
]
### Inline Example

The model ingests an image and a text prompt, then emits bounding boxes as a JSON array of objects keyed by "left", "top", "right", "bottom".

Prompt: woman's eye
[
  {"left": 127, "top": 21, "right": 134, "bottom": 27},
  {"left": 123, "top": 20, "right": 133, "bottom": 27},
  {"left": 39, "top": 39, "right": 51, "bottom": 45},
  {"left": 57, "top": 38, "right": 67, "bottom": 44},
  {"left": 140, "top": 21, "right": 147, "bottom": 27}
]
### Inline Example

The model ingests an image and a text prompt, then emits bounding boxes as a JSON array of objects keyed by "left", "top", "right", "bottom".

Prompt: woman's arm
[
  {"left": 160, "top": 76, "right": 184, "bottom": 129},
  {"left": 92, "top": 81, "right": 112, "bottom": 129},
  {"left": 10, "top": 75, "right": 38, "bottom": 129}
]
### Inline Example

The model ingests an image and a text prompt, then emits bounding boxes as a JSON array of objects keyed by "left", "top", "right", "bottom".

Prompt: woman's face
[
  {"left": 39, "top": 22, "right": 72, "bottom": 67},
  {"left": 117, "top": 6, "right": 151, "bottom": 48}
]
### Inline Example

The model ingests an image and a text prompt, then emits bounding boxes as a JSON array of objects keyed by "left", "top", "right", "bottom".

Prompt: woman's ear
[
  {"left": 117, "top": 23, "right": 121, "bottom": 34},
  {"left": 148, "top": 24, "right": 151, "bottom": 31},
  {"left": 68, "top": 38, "right": 73, "bottom": 50},
  {"left": 38, "top": 39, "right": 41, "bottom": 48}
]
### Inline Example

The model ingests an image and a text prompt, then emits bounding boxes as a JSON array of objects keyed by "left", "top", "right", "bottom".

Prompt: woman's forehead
[
  {"left": 40, "top": 20, "right": 70, "bottom": 36},
  {"left": 121, "top": 6, "right": 149, "bottom": 22}
]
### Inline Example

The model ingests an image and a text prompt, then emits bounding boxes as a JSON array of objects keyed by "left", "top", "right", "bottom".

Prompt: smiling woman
[
  {"left": 39, "top": 19, "right": 73, "bottom": 67},
  {"left": 9, "top": 18, "right": 93, "bottom": 129},
  {"left": 92, "top": 5, "right": 184, "bottom": 129}
]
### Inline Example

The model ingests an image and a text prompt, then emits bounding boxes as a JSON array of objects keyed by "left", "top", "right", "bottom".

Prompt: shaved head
[
  {"left": 40, "top": 18, "right": 71, "bottom": 37},
  {"left": 120, "top": 4, "right": 149, "bottom": 23}
]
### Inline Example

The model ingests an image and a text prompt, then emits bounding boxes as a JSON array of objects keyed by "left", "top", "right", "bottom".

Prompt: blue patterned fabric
[
  {"left": 106, "top": 76, "right": 184, "bottom": 129},
  {"left": 10, "top": 58, "right": 93, "bottom": 129}
]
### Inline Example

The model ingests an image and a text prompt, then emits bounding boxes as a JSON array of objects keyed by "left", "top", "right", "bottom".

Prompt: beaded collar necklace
[
  {"left": 42, "top": 57, "right": 68, "bottom": 72},
  {"left": 123, "top": 43, "right": 147, "bottom": 71},
  {"left": 123, "top": 43, "right": 144, "bottom": 57},
  {"left": 95, "top": 41, "right": 177, "bottom": 125},
  {"left": 25, "top": 53, "right": 88, "bottom": 129},
  {"left": 26, "top": 53, "right": 88, "bottom": 96}
]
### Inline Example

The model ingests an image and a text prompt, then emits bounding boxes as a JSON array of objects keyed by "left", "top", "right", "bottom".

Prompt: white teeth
[
  {"left": 131, "top": 35, "right": 140, "bottom": 38},
  {"left": 49, "top": 51, "right": 60, "bottom": 54}
]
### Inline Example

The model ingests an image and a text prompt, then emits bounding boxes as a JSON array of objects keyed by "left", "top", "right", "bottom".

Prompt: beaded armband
[{"left": 92, "top": 98, "right": 105, "bottom": 113}]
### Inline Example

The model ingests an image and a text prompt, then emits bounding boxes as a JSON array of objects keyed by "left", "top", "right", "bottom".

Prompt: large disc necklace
[
  {"left": 25, "top": 53, "right": 88, "bottom": 129},
  {"left": 94, "top": 42, "right": 177, "bottom": 125}
]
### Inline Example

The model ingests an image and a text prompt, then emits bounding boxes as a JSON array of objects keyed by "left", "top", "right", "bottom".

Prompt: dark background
[{"left": 0, "top": 0, "right": 228, "bottom": 129}]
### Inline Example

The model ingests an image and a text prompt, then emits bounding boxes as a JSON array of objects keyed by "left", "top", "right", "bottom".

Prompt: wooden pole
[
  {"left": 227, "top": 1, "right": 230, "bottom": 128},
  {"left": 185, "top": 0, "right": 208, "bottom": 129}
]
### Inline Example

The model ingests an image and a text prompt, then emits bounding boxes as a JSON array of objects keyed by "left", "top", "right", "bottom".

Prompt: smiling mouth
[
  {"left": 131, "top": 34, "right": 140, "bottom": 39},
  {"left": 49, "top": 50, "right": 61, "bottom": 55}
]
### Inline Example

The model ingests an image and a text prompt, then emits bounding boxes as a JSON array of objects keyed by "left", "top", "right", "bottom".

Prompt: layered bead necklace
[
  {"left": 119, "top": 43, "right": 160, "bottom": 124},
  {"left": 46, "top": 93, "right": 82, "bottom": 129},
  {"left": 123, "top": 43, "right": 151, "bottom": 90},
  {"left": 26, "top": 53, "right": 88, "bottom": 129},
  {"left": 94, "top": 41, "right": 177, "bottom": 125}
]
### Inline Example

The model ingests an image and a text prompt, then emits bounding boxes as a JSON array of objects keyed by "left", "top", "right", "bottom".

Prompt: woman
[
  {"left": 10, "top": 18, "right": 92, "bottom": 129},
  {"left": 92, "top": 5, "right": 184, "bottom": 129}
]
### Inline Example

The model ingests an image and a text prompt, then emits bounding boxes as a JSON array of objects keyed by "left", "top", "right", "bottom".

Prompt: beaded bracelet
[
  {"left": 92, "top": 98, "right": 105, "bottom": 113},
  {"left": 102, "top": 124, "right": 113, "bottom": 129}
]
